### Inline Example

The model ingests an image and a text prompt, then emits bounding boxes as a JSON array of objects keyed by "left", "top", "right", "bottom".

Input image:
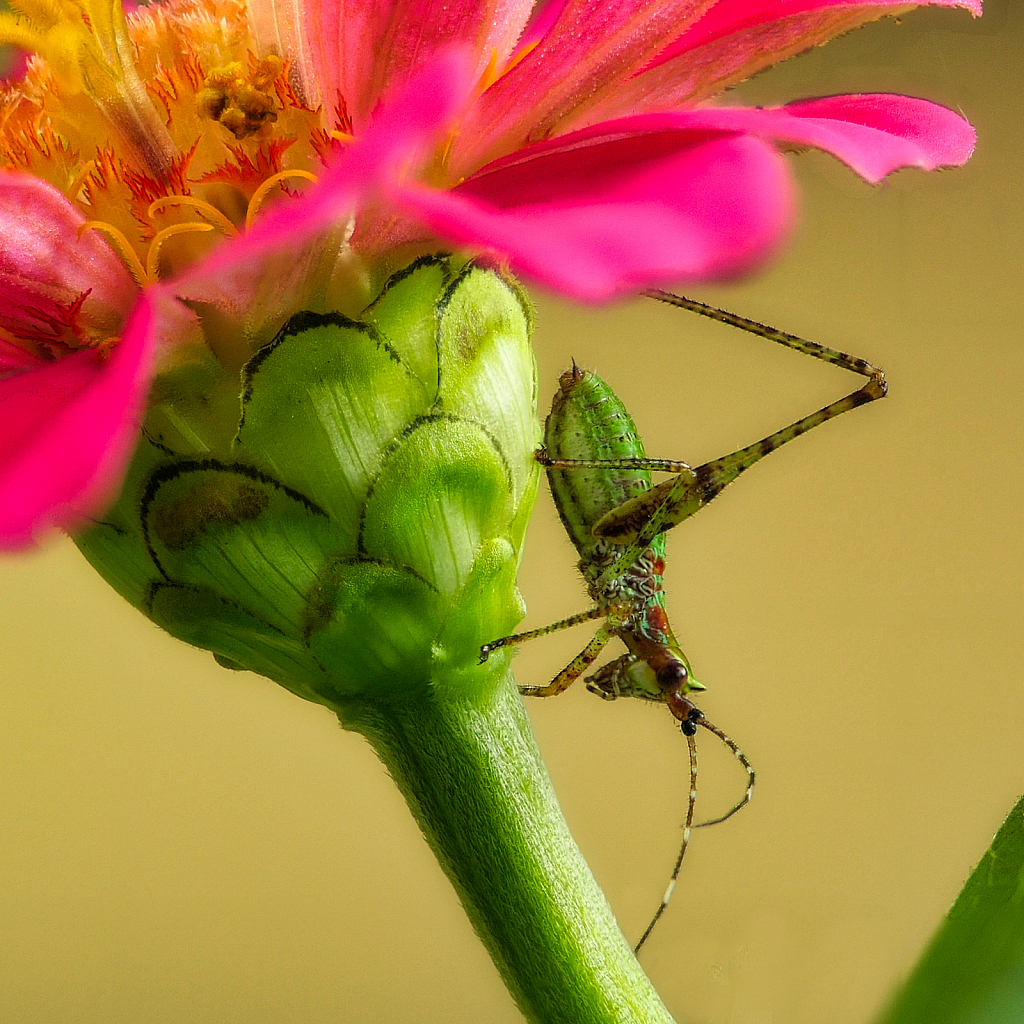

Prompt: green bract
[{"left": 76, "top": 258, "right": 540, "bottom": 711}]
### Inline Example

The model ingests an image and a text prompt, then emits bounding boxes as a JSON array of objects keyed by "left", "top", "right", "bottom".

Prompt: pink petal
[
  {"left": 0, "top": 291, "right": 161, "bottom": 548},
  {"left": 305, "top": 0, "right": 534, "bottom": 128},
  {"left": 776, "top": 94, "right": 977, "bottom": 180},
  {"left": 0, "top": 170, "right": 136, "bottom": 335},
  {"left": 0, "top": 338, "right": 41, "bottom": 376},
  {"left": 575, "top": 98, "right": 976, "bottom": 185},
  {"left": 518, "top": 0, "right": 568, "bottom": 47},
  {"left": 392, "top": 131, "right": 795, "bottom": 300},
  {"left": 458, "top": 0, "right": 713, "bottom": 172},
  {"left": 177, "top": 46, "right": 476, "bottom": 305},
  {"left": 586, "top": 0, "right": 982, "bottom": 118},
  {"left": 654, "top": 0, "right": 981, "bottom": 65}
]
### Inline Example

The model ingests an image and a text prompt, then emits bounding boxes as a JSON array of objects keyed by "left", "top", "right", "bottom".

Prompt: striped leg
[
  {"left": 519, "top": 625, "right": 617, "bottom": 698},
  {"left": 590, "top": 290, "right": 887, "bottom": 562},
  {"left": 479, "top": 601, "right": 628, "bottom": 663}
]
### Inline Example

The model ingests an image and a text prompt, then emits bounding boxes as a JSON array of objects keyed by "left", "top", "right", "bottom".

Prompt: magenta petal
[
  {"left": 584, "top": 0, "right": 982, "bottom": 120},
  {"left": 393, "top": 132, "right": 794, "bottom": 300},
  {"left": 650, "top": 0, "right": 981, "bottom": 73},
  {"left": 0, "top": 338, "right": 43, "bottom": 376},
  {"left": 0, "top": 291, "right": 160, "bottom": 548},
  {"left": 518, "top": 0, "right": 568, "bottom": 47},
  {"left": 305, "top": 0, "right": 533, "bottom": 127},
  {"left": 778, "top": 95, "right": 978, "bottom": 180},
  {"left": 0, "top": 170, "right": 136, "bottom": 335},
  {"left": 459, "top": 0, "right": 714, "bottom": 170},
  {"left": 602, "top": 99, "right": 976, "bottom": 184}
]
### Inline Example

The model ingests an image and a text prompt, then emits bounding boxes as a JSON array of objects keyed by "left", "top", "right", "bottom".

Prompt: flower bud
[{"left": 76, "top": 258, "right": 540, "bottom": 708}]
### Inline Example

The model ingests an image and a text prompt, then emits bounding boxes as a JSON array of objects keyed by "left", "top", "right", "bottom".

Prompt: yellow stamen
[
  {"left": 145, "top": 222, "right": 214, "bottom": 282},
  {"left": 79, "top": 220, "right": 148, "bottom": 287},
  {"left": 471, "top": 41, "right": 539, "bottom": 101},
  {"left": 245, "top": 169, "right": 318, "bottom": 230},
  {"left": 329, "top": 130, "right": 355, "bottom": 143},
  {"left": 500, "top": 41, "right": 539, "bottom": 81},
  {"left": 475, "top": 48, "right": 500, "bottom": 95},
  {"left": 148, "top": 196, "right": 239, "bottom": 237},
  {"left": 66, "top": 159, "right": 96, "bottom": 203},
  {"left": 199, "top": 57, "right": 283, "bottom": 140}
]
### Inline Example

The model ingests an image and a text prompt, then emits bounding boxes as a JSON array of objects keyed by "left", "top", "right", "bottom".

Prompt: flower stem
[{"left": 342, "top": 671, "right": 678, "bottom": 1024}]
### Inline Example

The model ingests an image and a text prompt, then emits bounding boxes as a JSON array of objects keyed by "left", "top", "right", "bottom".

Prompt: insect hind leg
[
  {"left": 646, "top": 290, "right": 886, "bottom": 509},
  {"left": 592, "top": 290, "right": 887, "bottom": 548}
]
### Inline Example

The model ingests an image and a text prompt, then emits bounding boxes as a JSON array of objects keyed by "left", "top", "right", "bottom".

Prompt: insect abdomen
[{"left": 544, "top": 366, "right": 657, "bottom": 565}]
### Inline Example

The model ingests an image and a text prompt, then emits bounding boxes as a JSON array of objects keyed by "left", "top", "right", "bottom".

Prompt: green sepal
[
  {"left": 143, "top": 464, "right": 339, "bottom": 637},
  {"left": 147, "top": 582, "right": 333, "bottom": 703},
  {"left": 145, "top": 343, "right": 245, "bottom": 458},
  {"left": 430, "top": 537, "right": 525, "bottom": 701},
  {"left": 75, "top": 262, "right": 539, "bottom": 707},
  {"left": 361, "top": 417, "right": 512, "bottom": 595},
  {"left": 362, "top": 254, "right": 451, "bottom": 394},
  {"left": 436, "top": 266, "right": 537, "bottom": 505},
  {"left": 305, "top": 559, "right": 444, "bottom": 699},
  {"left": 76, "top": 436, "right": 172, "bottom": 608},
  {"left": 234, "top": 311, "right": 430, "bottom": 539}
]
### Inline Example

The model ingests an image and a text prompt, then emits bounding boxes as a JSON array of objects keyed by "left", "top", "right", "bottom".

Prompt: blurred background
[{"left": 1, "top": 3, "right": 1021, "bottom": 1022}]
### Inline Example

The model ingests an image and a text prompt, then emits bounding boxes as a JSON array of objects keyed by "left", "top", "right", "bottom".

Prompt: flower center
[
  {"left": 0, "top": 0, "right": 334, "bottom": 295},
  {"left": 197, "top": 56, "right": 284, "bottom": 140}
]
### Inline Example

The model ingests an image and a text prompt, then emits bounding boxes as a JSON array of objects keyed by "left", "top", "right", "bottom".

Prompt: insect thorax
[{"left": 581, "top": 540, "right": 666, "bottom": 607}]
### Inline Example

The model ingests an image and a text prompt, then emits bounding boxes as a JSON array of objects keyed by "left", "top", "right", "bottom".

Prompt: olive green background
[{"left": 1, "top": 4, "right": 1020, "bottom": 1022}]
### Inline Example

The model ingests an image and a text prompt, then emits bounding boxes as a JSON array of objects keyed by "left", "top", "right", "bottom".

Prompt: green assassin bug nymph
[{"left": 480, "top": 288, "right": 887, "bottom": 952}]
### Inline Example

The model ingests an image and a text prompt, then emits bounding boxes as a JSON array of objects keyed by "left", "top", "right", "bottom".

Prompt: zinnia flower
[{"left": 0, "top": 0, "right": 978, "bottom": 548}]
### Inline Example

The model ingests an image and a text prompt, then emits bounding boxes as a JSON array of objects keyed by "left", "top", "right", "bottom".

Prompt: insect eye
[{"left": 656, "top": 663, "right": 688, "bottom": 690}]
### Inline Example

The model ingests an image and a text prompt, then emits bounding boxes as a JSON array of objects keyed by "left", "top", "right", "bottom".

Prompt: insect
[{"left": 480, "top": 288, "right": 887, "bottom": 951}]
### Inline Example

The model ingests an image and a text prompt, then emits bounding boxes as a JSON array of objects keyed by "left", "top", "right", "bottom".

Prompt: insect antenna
[
  {"left": 694, "top": 715, "right": 756, "bottom": 828},
  {"left": 634, "top": 725, "right": 698, "bottom": 954}
]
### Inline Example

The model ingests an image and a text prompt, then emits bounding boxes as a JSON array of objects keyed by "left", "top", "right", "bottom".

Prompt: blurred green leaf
[{"left": 877, "top": 794, "right": 1024, "bottom": 1024}]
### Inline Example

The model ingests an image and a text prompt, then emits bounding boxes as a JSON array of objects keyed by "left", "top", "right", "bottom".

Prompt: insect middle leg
[
  {"left": 518, "top": 623, "right": 618, "bottom": 698},
  {"left": 480, "top": 600, "right": 635, "bottom": 697}
]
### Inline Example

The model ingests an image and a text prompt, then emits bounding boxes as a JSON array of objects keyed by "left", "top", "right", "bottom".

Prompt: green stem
[{"left": 342, "top": 671, "right": 677, "bottom": 1024}]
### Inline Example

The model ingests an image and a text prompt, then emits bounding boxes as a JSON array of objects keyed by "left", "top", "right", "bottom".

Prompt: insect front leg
[
  {"left": 479, "top": 602, "right": 627, "bottom": 663},
  {"left": 584, "top": 654, "right": 638, "bottom": 700}
]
